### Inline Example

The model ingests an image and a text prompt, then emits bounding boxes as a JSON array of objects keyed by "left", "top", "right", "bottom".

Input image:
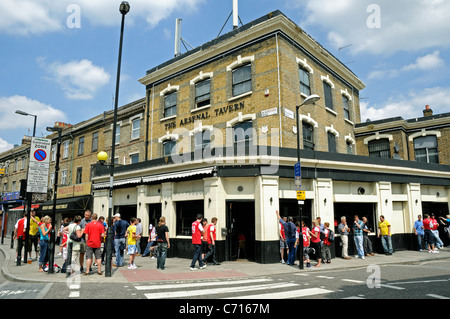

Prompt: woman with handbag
[
  {"left": 38, "top": 216, "right": 52, "bottom": 272},
  {"left": 66, "top": 215, "right": 83, "bottom": 274}
]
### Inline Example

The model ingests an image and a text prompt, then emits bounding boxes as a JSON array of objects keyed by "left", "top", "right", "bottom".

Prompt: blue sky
[{"left": 1, "top": 0, "right": 449, "bottom": 153}]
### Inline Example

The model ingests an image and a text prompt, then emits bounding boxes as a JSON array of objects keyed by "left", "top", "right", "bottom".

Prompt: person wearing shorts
[
  {"left": 83, "top": 213, "right": 105, "bottom": 275},
  {"left": 127, "top": 217, "right": 139, "bottom": 269}
]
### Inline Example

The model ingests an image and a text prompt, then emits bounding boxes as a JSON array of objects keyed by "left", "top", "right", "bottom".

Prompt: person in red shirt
[
  {"left": 309, "top": 219, "right": 322, "bottom": 267},
  {"left": 202, "top": 217, "right": 221, "bottom": 265},
  {"left": 14, "top": 213, "right": 27, "bottom": 263},
  {"left": 300, "top": 221, "right": 312, "bottom": 268},
  {"left": 322, "top": 222, "right": 332, "bottom": 263},
  {"left": 423, "top": 214, "right": 438, "bottom": 253},
  {"left": 190, "top": 214, "right": 205, "bottom": 271},
  {"left": 83, "top": 213, "right": 105, "bottom": 275},
  {"left": 279, "top": 217, "right": 288, "bottom": 264}
]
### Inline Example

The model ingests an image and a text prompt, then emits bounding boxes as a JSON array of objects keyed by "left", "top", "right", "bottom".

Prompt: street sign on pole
[
  {"left": 27, "top": 137, "right": 51, "bottom": 193},
  {"left": 294, "top": 161, "right": 301, "bottom": 191}
]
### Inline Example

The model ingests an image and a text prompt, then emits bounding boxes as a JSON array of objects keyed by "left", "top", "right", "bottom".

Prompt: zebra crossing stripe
[
  {"left": 224, "top": 287, "right": 333, "bottom": 299},
  {"left": 135, "top": 278, "right": 271, "bottom": 290},
  {"left": 144, "top": 282, "right": 298, "bottom": 299}
]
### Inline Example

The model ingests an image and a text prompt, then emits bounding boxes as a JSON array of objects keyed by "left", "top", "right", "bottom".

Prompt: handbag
[{"left": 70, "top": 226, "right": 81, "bottom": 242}]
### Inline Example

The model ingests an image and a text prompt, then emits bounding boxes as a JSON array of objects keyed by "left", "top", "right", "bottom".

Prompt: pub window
[
  {"left": 163, "top": 140, "right": 176, "bottom": 157},
  {"left": 302, "top": 122, "right": 314, "bottom": 150},
  {"left": 195, "top": 79, "right": 211, "bottom": 108},
  {"left": 323, "top": 82, "right": 333, "bottom": 110},
  {"left": 414, "top": 135, "right": 439, "bottom": 163},
  {"left": 164, "top": 91, "right": 177, "bottom": 118},
  {"left": 194, "top": 130, "right": 211, "bottom": 150},
  {"left": 299, "top": 67, "right": 311, "bottom": 96},
  {"left": 328, "top": 132, "right": 337, "bottom": 153},
  {"left": 233, "top": 121, "right": 253, "bottom": 144},
  {"left": 342, "top": 95, "right": 350, "bottom": 120},
  {"left": 232, "top": 64, "right": 252, "bottom": 97},
  {"left": 368, "top": 139, "right": 390, "bottom": 158}
]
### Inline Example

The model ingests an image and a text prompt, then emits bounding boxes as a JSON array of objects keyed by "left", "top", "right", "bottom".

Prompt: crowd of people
[
  {"left": 276, "top": 210, "right": 450, "bottom": 268},
  {"left": 12, "top": 208, "right": 450, "bottom": 274}
]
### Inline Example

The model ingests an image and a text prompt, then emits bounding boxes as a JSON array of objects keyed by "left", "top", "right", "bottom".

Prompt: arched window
[
  {"left": 414, "top": 135, "right": 439, "bottom": 163},
  {"left": 302, "top": 122, "right": 314, "bottom": 150}
]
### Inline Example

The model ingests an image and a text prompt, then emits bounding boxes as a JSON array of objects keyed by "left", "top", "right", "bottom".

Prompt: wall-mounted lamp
[
  {"left": 139, "top": 202, "right": 141, "bottom": 207},
  {"left": 324, "top": 198, "right": 327, "bottom": 205},
  {"left": 165, "top": 201, "right": 167, "bottom": 207},
  {"left": 385, "top": 199, "right": 388, "bottom": 205},
  {"left": 270, "top": 197, "right": 273, "bottom": 205},
  {"left": 208, "top": 198, "right": 212, "bottom": 204},
  {"left": 415, "top": 199, "right": 419, "bottom": 205}
]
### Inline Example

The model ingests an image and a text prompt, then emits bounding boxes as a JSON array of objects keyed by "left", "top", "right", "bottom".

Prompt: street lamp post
[
  {"left": 15, "top": 110, "right": 37, "bottom": 265},
  {"left": 104, "top": 1, "right": 130, "bottom": 278},
  {"left": 46, "top": 126, "right": 62, "bottom": 274},
  {"left": 295, "top": 94, "right": 320, "bottom": 269}
]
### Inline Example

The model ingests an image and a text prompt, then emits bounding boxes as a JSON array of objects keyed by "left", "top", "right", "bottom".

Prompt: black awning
[{"left": 39, "top": 195, "right": 92, "bottom": 214}]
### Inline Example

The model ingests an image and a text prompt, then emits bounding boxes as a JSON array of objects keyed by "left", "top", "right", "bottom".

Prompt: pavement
[{"left": 1, "top": 242, "right": 450, "bottom": 284}]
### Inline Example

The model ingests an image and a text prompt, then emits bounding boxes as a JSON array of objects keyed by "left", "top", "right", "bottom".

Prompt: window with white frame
[
  {"left": 323, "top": 81, "right": 333, "bottom": 110},
  {"left": 92, "top": 132, "right": 99, "bottom": 152},
  {"left": 115, "top": 125, "right": 121, "bottom": 145},
  {"left": 195, "top": 79, "right": 211, "bottom": 108},
  {"left": 233, "top": 121, "right": 253, "bottom": 144},
  {"left": 76, "top": 167, "right": 82, "bottom": 184},
  {"left": 342, "top": 95, "right": 350, "bottom": 120},
  {"left": 303, "top": 122, "right": 314, "bottom": 150},
  {"left": 368, "top": 139, "right": 390, "bottom": 158},
  {"left": 78, "top": 137, "right": 84, "bottom": 155},
  {"left": 63, "top": 140, "right": 69, "bottom": 158},
  {"left": 51, "top": 144, "right": 56, "bottom": 161},
  {"left": 131, "top": 118, "right": 140, "bottom": 140},
  {"left": 232, "top": 64, "right": 252, "bottom": 97},
  {"left": 130, "top": 153, "right": 139, "bottom": 164},
  {"left": 327, "top": 132, "right": 337, "bottom": 153},
  {"left": 299, "top": 67, "right": 311, "bottom": 96},
  {"left": 414, "top": 135, "right": 439, "bottom": 163},
  {"left": 194, "top": 130, "right": 211, "bottom": 150},
  {"left": 21, "top": 156, "right": 26, "bottom": 170},
  {"left": 163, "top": 140, "right": 176, "bottom": 157},
  {"left": 164, "top": 91, "right": 177, "bottom": 118},
  {"left": 61, "top": 170, "right": 67, "bottom": 185}
]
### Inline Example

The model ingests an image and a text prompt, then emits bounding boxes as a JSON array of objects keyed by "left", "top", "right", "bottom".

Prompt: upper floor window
[
  {"left": 195, "top": 79, "right": 211, "bottom": 109},
  {"left": 233, "top": 121, "right": 253, "bottom": 144},
  {"left": 323, "top": 82, "right": 333, "bottom": 110},
  {"left": 194, "top": 130, "right": 211, "bottom": 150},
  {"left": 115, "top": 125, "right": 121, "bottom": 145},
  {"left": 131, "top": 118, "right": 140, "bottom": 140},
  {"left": 76, "top": 167, "right": 82, "bottom": 184},
  {"left": 342, "top": 95, "right": 350, "bottom": 120},
  {"left": 51, "top": 144, "right": 56, "bottom": 161},
  {"left": 63, "top": 141, "right": 69, "bottom": 158},
  {"left": 299, "top": 67, "right": 311, "bottom": 96},
  {"left": 92, "top": 132, "right": 99, "bottom": 152},
  {"left": 232, "top": 64, "right": 252, "bottom": 97},
  {"left": 78, "top": 137, "right": 84, "bottom": 155},
  {"left": 130, "top": 153, "right": 139, "bottom": 164},
  {"left": 327, "top": 132, "right": 337, "bottom": 153},
  {"left": 414, "top": 136, "right": 439, "bottom": 163},
  {"left": 163, "top": 140, "right": 176, "bottom": 157},
  {"left": 61, "top": 170, "right": 67, "bottom": 186},
  {"left": 368, "top": 139, "right": 390, "bottom": 158},
  {"left": 302, "top": 122, "right": 314, "bottom": 150},
  {"left": 164, "top": 91, "right": 177, "bottom": 118}
]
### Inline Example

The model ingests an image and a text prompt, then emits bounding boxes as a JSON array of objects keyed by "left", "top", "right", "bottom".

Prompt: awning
[
  {"left": 92, "top": 167, "right": 215, "bottom": 190},
  {"left": 9, "top": 204, "right": 40, "bottom": 211},
  {"left": 39, "top": 195, "right": 92, "bottom": 214},
  {"left": 142, "top": 167, "right": 215, "bottom": 183}
]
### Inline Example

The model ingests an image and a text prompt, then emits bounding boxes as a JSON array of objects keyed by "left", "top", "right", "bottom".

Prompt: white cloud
[
  {"left": 401, "top": 51, "right": 445, "bottom": 71},
  {"left": 368, "top": 51, "right": 445, "bottom": 80},
  {"left": 0, "top": 95, "right": 67, "bottom": 132},
  {"left": 0, "top": 138, "right": 14, "bottom": 153},
  {"left": 0, "top": 0, "right": 205, "bottom": 35},
  {"left": 291, "top": 0, "right": 450, "bottom": 55},
  {"left": 38, "top": 58, "right": 110, "bottom": 100},
  {"left": 360, "top": 86, "right": 450, "bottom": 122}
]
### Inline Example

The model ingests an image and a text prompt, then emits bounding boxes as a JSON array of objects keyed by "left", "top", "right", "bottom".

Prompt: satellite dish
[
  {"left": 393, "top": 153, "right": 403, "bottom": 160},
  {"left": 394, "top": 143, "right": 400, "bottom": 153}
]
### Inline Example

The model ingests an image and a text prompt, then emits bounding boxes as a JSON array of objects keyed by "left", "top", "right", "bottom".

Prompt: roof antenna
[
  {"left": 174, "top": 18, "right": 194, "bottom": 57},
  {"left": 216, "top": 0, "right": 243, "bottom": 38}
]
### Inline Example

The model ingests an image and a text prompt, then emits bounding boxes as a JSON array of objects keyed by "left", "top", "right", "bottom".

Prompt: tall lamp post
[
  {"left": 15, "top": 110, "right": 37, "bottom": 265},
  {"left": 46, "top": 126, "right": 62, "bottom": 274},
  {"left": 295, "top": 94, "right": 320, "bottom": 269},
  {"left": 104, "top": 1, "right": 130, "bottom": 278}
]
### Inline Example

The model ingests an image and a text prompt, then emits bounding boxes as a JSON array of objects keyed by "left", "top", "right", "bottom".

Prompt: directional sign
[
  {"left": 27, "top": 137, "right": 51, "bottom": 193},
  {"left": 294, "top": 162, "right": 301, "bottom": 191}
]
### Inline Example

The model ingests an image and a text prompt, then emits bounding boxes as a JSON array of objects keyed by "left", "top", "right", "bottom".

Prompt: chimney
[{"left": 423, "top": 105, "right": 433, "bottom": 117}]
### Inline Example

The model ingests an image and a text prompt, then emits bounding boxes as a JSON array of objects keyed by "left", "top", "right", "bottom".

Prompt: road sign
[
  {"left": 297, "top": 190, "right": 305, "bottom": 200},
  {"left": 294, "top": 162, "right": 301, "bottom": 191},
  {"left": 27, "top": 137, "right": 51, "bottom": 193}
]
